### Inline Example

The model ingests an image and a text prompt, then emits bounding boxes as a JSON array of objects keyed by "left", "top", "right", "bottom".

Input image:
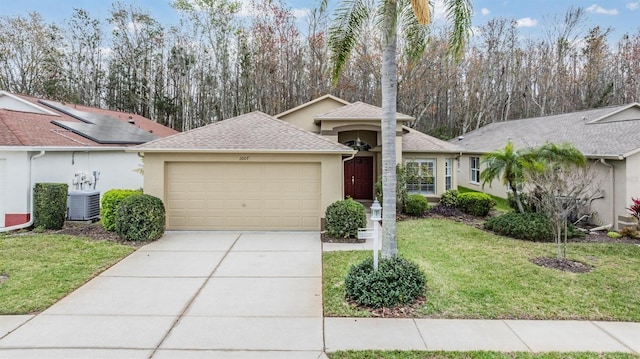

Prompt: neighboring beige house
[
  {"left": 454, "top": 103, "right": 640, "bottom": 230},
  {"left": 135, "top": 95, "right": 463, "bottom": 231}
]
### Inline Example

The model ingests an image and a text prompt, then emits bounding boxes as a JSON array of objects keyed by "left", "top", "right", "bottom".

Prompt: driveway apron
[{"left": 0, "top": 231, "right": 325, "bottom": 359}]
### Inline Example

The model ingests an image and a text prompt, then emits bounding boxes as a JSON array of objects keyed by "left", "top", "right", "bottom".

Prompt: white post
[
  {"left": 373, "top": 219, "right": 379, "bottom": 270},
  {"left": 370, "top": 199, "right": 382, "bottom": 270}
]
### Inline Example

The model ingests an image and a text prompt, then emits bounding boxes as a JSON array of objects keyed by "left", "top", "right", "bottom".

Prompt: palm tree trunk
[
  {"left": 381, "top": 0, "right": 398, "bottom": 258},
  {"left": 510, "top": 185, "right": 525, "bottom": 213}
]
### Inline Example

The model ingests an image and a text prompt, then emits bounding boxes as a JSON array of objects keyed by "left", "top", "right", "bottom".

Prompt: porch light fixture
[{"left": 371, "top": 199, "right": 382, "bottom": 269}]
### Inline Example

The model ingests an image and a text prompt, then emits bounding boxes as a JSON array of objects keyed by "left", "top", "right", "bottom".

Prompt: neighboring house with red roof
[
  {"left": 135, "top": 95, "right": 462, "bottom": 231},
  {"left": 0, "top": 91, "right": 178, "bottom": 230}
]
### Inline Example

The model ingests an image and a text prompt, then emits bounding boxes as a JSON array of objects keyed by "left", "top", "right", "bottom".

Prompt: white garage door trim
[{"left": 166, "top": 161, "right": 321, "bottom": 230}]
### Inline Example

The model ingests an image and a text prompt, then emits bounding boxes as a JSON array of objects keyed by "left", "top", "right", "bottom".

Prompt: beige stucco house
[
  {"left": 454, "top": 103, "right": 640, "bottom": 230},
  {"left": 135, "top": 95, "right": 463, "bottom": 231}
]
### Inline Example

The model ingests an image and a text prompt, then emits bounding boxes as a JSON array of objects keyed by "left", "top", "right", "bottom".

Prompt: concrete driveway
[{"left": 0, "top": 231, "right": 327, "bottom": 359}]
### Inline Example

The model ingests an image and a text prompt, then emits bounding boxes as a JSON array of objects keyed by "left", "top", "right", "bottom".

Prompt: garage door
[{"left": 166, "top": 162, "right": 321, "bottom": 230}]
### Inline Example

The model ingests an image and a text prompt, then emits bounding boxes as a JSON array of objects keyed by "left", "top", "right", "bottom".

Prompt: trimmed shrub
[
  {"left": 405, "top": 194, "right": 429, "bottom": 216},
  {"left": 607, "top": 231, "right": 622, "bottom": 239},
  {"left": 33, "top": 183, "right": 68, "bottom": 230},
  {"left": 485, "top": 212, "right": 554, "bottom": 242},
  {"left": 114, "top": 194, "right": 165, "bottom": 241},
  {"left": 325, "top": 198, "right": 367, "bottom": 238},
  {"left": 439, "top": 189, "right": 459, "bottom": 208},
  {"left": 345, "top": 256, "right": 426, "bottom": 308},
  {"left": 457, "top": 192, "right": 495, "bottom": 217},
  {"left": 101, "top": 189, "right": 142, "bottom": 231}
]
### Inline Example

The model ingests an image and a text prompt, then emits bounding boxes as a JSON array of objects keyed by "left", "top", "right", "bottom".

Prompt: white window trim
[
  {"left": 405, "top": 159, "right": 436, "bottom": 195},
  {"left": 470, "top": 156, "right": 481, "bottom": 184},
  {"left": 445, "top": 158, "right": 453, "bottom": 191}
]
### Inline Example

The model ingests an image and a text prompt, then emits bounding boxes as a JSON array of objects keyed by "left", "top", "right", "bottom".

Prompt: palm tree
[
  {"left": 327, "top": 0, "right": 472, "bottom": 258},
  {"left": 480, "top": 141, "right": 533, "bottom": 213},
  {"left": 481, "top": 141, "right": 587, "bottom": 213}
]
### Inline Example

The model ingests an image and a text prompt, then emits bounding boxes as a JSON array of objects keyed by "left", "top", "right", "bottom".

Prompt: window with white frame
[
  {"left": 405, "top": 159, "right": 436, "bottom": 195},
  {"left": 470, "top": 156, "right": 480, "bottom": 183},
  {"left": 445, "top": 158, "right": 453, "bottom": 191}
]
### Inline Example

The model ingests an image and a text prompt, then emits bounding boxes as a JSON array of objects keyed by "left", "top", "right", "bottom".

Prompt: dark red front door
[{"left": 344, "top": 157, "right": 373, "bottom": 200}]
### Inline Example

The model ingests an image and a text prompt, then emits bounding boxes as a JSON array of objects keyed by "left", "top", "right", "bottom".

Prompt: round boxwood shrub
[
  {"left": 114, "top": 194, "right": 165, "bottom": 241},
  {"left": 101, "top": 189, "right": 142, "bottom": 231},
  {"left": 439, "top": 189, "right": 459, "bottom": 208},
  {"left": 405, "top": 194, "right": 429, "bottom": 216},
  {"left": 325, "top": 198, "right": 367, "bottom": 238},
  {"left": 345, "top": 256, "right": 426, "bottom": 308},
  {"left": 457, "top": 192, "right": 495, "bottom": 217},
  {"left": 485, "top": 212, "right": 554, "bottom": 242}
]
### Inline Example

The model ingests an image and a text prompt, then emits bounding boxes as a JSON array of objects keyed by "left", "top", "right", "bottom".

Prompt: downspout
[
  {"left": 599, "top": 158, "right": 615, "bottom": 230},
  {"left": 0, "top": 151, "right": 46, "bottom": 232}
]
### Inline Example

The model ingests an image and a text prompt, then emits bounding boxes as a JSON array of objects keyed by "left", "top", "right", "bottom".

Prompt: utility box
[{"left": 67, "top": 190, "right": 100, "bottom": 221}]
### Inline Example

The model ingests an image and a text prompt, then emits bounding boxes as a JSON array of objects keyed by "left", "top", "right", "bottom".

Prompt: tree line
[{"left": 0, "top": 1, "right": 638, "bottom": 137}]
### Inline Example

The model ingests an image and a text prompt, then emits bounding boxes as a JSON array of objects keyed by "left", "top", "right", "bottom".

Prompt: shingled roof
[
  {"left": 134, "top": 111, "right": 355, "bottom": 153},
  {"left": 453, "top": 103, "right": 640, "bottom": 158},
  {"left": 314, "top": 102, "right": 414, "bottom": 121},
  {"left": 402, "top": 127, "right": 463, "bottom": 153},
  {"left": 0, "top": 93, "right": 177, "bottom": 147}
]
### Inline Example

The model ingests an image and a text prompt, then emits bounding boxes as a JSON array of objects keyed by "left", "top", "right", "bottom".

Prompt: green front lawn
[
  {"left": 329, "top": 351, "right": 639, "bottom": 359},
  {"left": 323, "top": 218, "right": 640, "bottom": 320},
  {"left": 0, "top": 234, "right": 135, "bottom": 314}
]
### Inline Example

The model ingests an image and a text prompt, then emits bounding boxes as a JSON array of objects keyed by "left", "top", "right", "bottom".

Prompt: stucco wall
[
  {"left": 0, "top": 151, "right": 30, "bottom": 225},
  {"left": 458, "top": 154, "right": 509, "bottom": 198},
  {"left": 277, "top": 99, "right": 345, "bottom": 133},
  {"left": 33, "top": 151, "right": 143, "bottom": 192},
  {"left": 0, "top": 149, "right": 143, "bottom": 228},
  {"left": 143, "top": 152, "right": 345, "bottom": 222}
]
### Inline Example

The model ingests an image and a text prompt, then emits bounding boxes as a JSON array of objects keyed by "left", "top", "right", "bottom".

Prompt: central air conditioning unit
[{"left": 67, "top": 190, "right": 101, "bottom": 221}]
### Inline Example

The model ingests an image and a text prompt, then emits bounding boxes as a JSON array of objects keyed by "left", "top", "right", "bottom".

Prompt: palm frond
[
  {"left": 409, "top": 0, "right": 430, "bottom": 25},
  {"left": 399, "top": 0, "right": 429, "bottom": 61},
  {"left": 327, "top": 0, "right": 370, "bottom": 83},
  {"left": 444, "top": 0, "right": 472, "bottom": 61}
]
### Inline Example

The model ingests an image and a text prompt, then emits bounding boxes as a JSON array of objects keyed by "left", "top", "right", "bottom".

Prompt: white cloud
[
  {"left": 586, "top": 4, "right": 619, "bottom": 15},
  {"left": 291, "top": 8, "right": 310, "bottom": 22},
  {"left": 480, "top": 8, "right": 490, "bottom": 16},
  {"left": 627, "top": 2, "right": 640, "bottom": 10},
  {"left": 516, "top": 17, "right": 538, "bottom": 28}
]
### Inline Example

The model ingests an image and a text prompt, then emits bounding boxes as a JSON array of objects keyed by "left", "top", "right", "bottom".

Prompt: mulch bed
[
  {"left": 348, "top": 297, "right": 427, "bottom": 318},
  {"left": 530, "top": 256, "right": 594, "bottom": 273},
  {"left": 54, "top": 221, "right": 145, "bottom": 247}
]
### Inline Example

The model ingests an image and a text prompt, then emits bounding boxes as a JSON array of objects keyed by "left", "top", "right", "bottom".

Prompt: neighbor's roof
[
  {"left": 402, "top": 127, "right": 463, "bottom": 153},
  {"left": 314, "top": 102, "right": 414, "bottom": 122},
  {"left": 453, "top": 103, "right": 640, "bottom": 158},
  {"left": 0, "top": 92, "right": 177, "bottom": 148},
  {"left": 134, "top": 111, "right": 355, "bottom": 153}
]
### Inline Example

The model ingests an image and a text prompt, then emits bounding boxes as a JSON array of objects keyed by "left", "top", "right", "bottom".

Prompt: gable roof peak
[
  {"left": 0, "top": 91, "right": 60, "bottom": 116},
  {"left": 275, "top": 94, "right": 350, "bottom": 118}
]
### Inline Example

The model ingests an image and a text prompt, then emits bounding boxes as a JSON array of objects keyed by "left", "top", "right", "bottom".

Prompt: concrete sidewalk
[
  {"left": 325, "top": 317, "right": 640, "bottom": 353},
  {"left": 0, "top": 231, "right": 639, "bottom": 357}
]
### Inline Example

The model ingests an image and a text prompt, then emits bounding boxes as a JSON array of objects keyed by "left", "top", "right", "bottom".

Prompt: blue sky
[{"left": 2, "top": 0, "right": 639, "bottom": 41}]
